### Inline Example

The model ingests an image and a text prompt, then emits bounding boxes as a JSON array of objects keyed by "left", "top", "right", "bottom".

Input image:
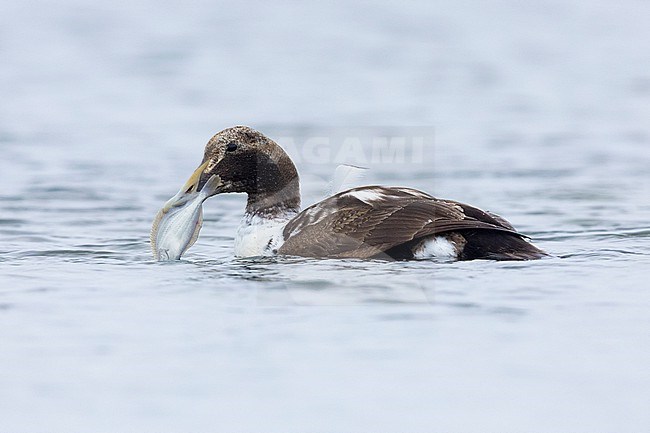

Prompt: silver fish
[
  {"left": 150, "top": 192, "right": 204, "bottom": 261},
  {"left": 151, "top": 168, "right": 219, "bottom": 261}
]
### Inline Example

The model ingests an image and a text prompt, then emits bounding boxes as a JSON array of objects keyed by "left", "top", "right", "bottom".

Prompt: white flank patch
[
  {"left": 234, "top": 213, "right": 294, "bottom": 257},
  {"left": 345, "top": 188, "right": 384, "bottom": 204},
  {"left": 413, "top": 236, "right": 458, "bottom": 260}
]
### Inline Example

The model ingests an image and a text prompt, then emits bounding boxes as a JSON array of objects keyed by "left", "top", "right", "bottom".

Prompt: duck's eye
[{"left": 226, "top": 142, "right": 238, "bottom": 152}]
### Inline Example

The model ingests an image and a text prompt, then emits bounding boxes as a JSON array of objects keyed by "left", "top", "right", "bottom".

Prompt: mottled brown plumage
[{"left": 279, "top": 186, "right": 544, "bottom": 260}]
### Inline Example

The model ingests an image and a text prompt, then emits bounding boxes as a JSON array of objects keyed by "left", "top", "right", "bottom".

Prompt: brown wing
[{"left": 278, "top": 186, "right": 521, "bottom": 258}]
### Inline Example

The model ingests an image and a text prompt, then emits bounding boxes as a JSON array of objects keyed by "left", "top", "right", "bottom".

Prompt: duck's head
[{"left": 170, "top": 126, "right": 300, "bottom": 212}]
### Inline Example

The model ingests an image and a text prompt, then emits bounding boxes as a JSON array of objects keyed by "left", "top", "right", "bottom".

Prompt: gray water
[{"left": 2, "top": 1, "right": 650, "bottom": 432}]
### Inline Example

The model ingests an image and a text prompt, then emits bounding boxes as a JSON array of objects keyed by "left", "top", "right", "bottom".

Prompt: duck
[{"left": 152, "top": 125, "right": 546, "bottom": 261}]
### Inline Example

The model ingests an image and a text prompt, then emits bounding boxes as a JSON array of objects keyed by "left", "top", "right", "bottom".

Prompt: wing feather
[{"left": 279, "top": 186, "right": 521, "bottom": 258}]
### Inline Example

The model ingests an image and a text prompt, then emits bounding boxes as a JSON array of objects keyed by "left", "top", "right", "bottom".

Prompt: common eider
[{"left": 152, "top": 125, "right": 547, "bottom": 261}]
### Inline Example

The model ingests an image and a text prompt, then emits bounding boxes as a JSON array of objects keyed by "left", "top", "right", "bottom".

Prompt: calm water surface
[{"left": 1, "top": 1, "right": 650, "bottom": 432}]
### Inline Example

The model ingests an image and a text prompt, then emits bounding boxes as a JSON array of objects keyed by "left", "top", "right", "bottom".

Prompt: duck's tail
[{"left": 459, "top": 230, "right": 548, "bottom": 261}]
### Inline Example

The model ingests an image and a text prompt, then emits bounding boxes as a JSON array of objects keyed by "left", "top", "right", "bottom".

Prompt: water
[{"left": 2, "top": 1, "right": 650, "bottom": 432}]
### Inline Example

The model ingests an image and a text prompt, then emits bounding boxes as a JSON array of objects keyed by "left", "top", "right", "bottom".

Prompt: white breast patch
[{"left": 234, "top": 213, "right": 291, "bottom": 257}]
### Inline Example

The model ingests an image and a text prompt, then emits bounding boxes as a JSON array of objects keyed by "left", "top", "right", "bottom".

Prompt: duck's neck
[
  {"left": 233, "top": 148, "right": 301, "bottom": 257},
  {"left": 244, "top": 178, "right": 301, "bottom": 221},
  {"left": 235, "top": 181, "right": 300, "bottom": 258}
]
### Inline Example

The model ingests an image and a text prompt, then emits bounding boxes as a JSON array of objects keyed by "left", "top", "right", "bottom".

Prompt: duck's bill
[
  {"left": 160, "top": 160, "right": 211, "bottom": 212},
  {"left": 150, "top": 162, "right": 221, "bottom": 261}
]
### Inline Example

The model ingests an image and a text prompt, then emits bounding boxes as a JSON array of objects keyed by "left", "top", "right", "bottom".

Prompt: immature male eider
[{"left": 152, "top": 126, "right": 546, "bottom": 261}]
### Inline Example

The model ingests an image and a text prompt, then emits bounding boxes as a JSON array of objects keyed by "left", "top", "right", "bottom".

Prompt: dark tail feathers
[{"left": 459, "top": 230, "right": 547, "bottom": 261}]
